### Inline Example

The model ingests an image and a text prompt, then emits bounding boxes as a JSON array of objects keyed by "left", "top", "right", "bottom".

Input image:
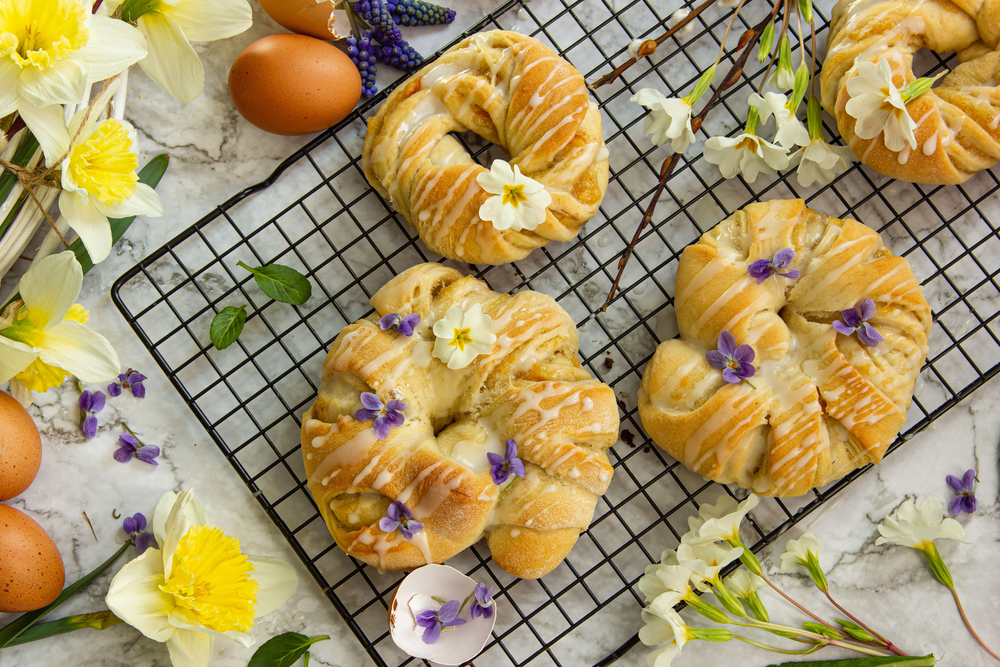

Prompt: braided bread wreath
[
  {"left": 638, "top": 200, "right": 932, "bottom": 497},
  {"left": 301, "top": 264, "right": 619, "bottom": 579},
  {"left": 361, "top": 30, "right": 609, "bottom": 264},
  {"left": 821, "top": 0, "right": 1000, "bottom": 184}
]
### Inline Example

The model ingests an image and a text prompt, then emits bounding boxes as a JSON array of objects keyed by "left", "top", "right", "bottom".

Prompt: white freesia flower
[
  {"left": 632, "top": 88, "right": 696, "bottom": 153},
  {"left": 102, "top": 0, "right": 253, "bottom": 103},
  {"left": 0, "top": 0, "right": 146, "bottom": 116},
  {"left": 677, "top": 542, "right": 744, "bottom": 590},
  {"left": 105, "top": 489, "right": 298, "bottom": 667},
  {"left": 749, "top": 91, "right": 809, "bottom": 149},
  {"left": 683, "top": 493, "right": 759, "bottom": 546},
  {"left": 476, "top": 159, "right": 552, "bottom": 233},
  {"left": 845, "top": 59, "right": 917, "bottom": 152},
  {"left": 432, "top": 303, "right": 497, "bottom": 370},
  {"left": 639, "top": 596, "right": 691, "bottom": 649},
  {"left": 0, "top": 252, "right": 119, "bottom": 405},
  {"left": 780, "top": 531, "right": 822, "bottom": 571},
  {"left": 19, "top": 94, "right": 163, "bottom": 264},
  {"left": 723, "top": 569, "right": 765, "bottom": 598},
  {"left": 790, "top": 139, "right": 855, "bottom": 186},
  {"left": 875, "top": 498, "right": 967, "bottom": 550},
  {"left": 704, "top": 131, "right": 789, "bottom": 182}
]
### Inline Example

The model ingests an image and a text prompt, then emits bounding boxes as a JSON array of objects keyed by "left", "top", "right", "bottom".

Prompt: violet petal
[
  {"left": 131, "top": 382, "right": 146, "bottom": 399},
  {"left": 91, "top": 391, "right": 106, "bottom": 412},
  {"left": 107, "top": 383, "right": 122, "bottom": 397},
  {"left": 486, "top": 452, "right": 504, "bottom": 467},
  {"left": 858, "top": 298, "right": 876, "bottom": 320},
  {"left": 421, "top": 622, "right": 442, "bottom": 644},
  {"left": 132, "top": 513, "right": 147, "bottom": 531},
  {"left": 961, "top": 469, "right": 976, "bottom": 490},
  {"left": 372, "top": 418, "right": 391, "bottom": 440},
  {"left": 717, "top": 331, "right": 737, "bottom": 358},
  {"left": 773, "top": 248, "right": 795, "bottom": 266},
  {"left": 504, "top": 439, "right": 518, "bottom": 462},
  {"left": 832, "top": 320, "right": 855, "bottom": 336},
  {"left": 946, "top": 474, "right": 962, "bottom": 492},
  {"left": 948, "top": 495, "right": 964, "bottom": 516},
  {"left": 438, "top": 600, "right": 461, "bottom": 623},
  {"left": 733, "top": 344, "right": 755, "bottom": 364},
  {"left": 122, "top": 516, "right": 137, "bottom": 534},
  {"left": 379, "top": 313, "right": 400, "bottom": 331},
  {"left": 857, "top": 323, "right": 883, "bottom": 347},
  {"left": 355, "top": 408, "right": 379, "bottom": 423},
  {"left": 705, "top": 350, "right": 727, "bottom": 370},
  {"left": 83, "top": 414, "right": 98, "bottom": 439},
  {"left": 721, "top": 367, "right": 740, "bottom": 384},
  {"left": 509, "top": 457, "right": 526, "bottom": 478},
  {"left": 360, "top": 392, "right": 384, "bottom": 411},
  {"left": 841, "top": 307, "right": 863, "bottom": 329},
  {"left": 113, "top": 447, "right": 133, "bottom": 463},
  {"left": 379, "top": 516, "right": 399, "bottom": 533},
  {"left": 962, "top": 495, "right": 977, "bottom": 514},
  {"left": 386, "top": 399, "right": 407, "bottom": 413}
]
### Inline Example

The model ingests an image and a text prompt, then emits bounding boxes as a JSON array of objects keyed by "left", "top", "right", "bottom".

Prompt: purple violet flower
[
  {"left": 487, "top": 439, "right": 526, "bottom": 486},
  {"left": 78, "top": 390, "right": 106, "bottom": 439},
  {"left": 108, "top": 368, "right": 147, "bottom": 398},
  {"left": 415, "top": 599, "right": 466, "bottom": 644},
  {"left": 355, "top": 392, "right": 406, "bottom": 440},
  {"left": 122, "top": 512, "right": 157, "bottom": 554},
  {"left": 114, "top": 432, "right": 160, "bottom": 466},
  {"left": 946, "top": 469, "right": 978, "bottom": 515},
  {"left": 379, "top": 501, "right": 424, "bottom": 540},
  {"left": 705, "top": 331, "right": 756, "bottom": 383},
  {"left": 471, "top": 582, "right": 495, "bottom": 619},
  {"left": 832, "top": 298, "right": 883, "bottom": 347},
  {"left": 748, "top": 249, "right": 801, "bottom": 284},
  {"left": 379, "top": 312, "right": 420, "bottom": 337}
]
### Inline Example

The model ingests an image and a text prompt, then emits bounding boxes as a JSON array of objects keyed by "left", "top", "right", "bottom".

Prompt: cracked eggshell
[
  {"left": 257, "top": 0, "right": 350, "bottom": 41},
  {"left": 388, "top": 564, "right": 496, "bottom": 665}
]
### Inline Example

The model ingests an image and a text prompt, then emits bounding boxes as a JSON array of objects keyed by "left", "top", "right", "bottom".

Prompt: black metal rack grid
[{"left": 111, "top": 0, "right": 1000, "bottom": 665}]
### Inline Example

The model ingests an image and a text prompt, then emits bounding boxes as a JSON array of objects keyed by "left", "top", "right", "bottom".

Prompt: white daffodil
[
  {"left": 0, "top": 0, "right": 146, "bottom": 116},
  {"left": 632, "top": 88, "right": 696, "bottom": 153},
  {"left": 105, "top": 489, "right": 298, "bottom": 667},
  {"left": 779, "top": 531, "right": 822, "bottom": 571},
  {"left": 876, "top": 498, "right": 967, "bottom": 550},
  {"left": 790, "top": 139, "right": 854, "bottom": 187},
  {"left": 19, "top": 94, "right": 163, "bottom": 264},
  {"left": 749, "top": 91, "right": 809, "bottom": 149},
  {"left": 639, "top": 597, "right": 691, "bottom": 649},
  {"left": 638, "top": 563, "right": 695, "bottom": 604},
  {"left": 683, "top": 493, "right": 759, "bottom": 546},
  {"left": 476, "top": 159, "right": 551, "bottom": 233},
  {"left": 845, "top": 59, "right": 917, "bottom": 152},
  {"left": 704, "top": 131, "right": 789, "bottom": 183},
  {"left": 432, "top": 303, "right": 497, "bottom": 370},
  {"left": 677, "top": 542, "right": 744, "bottom": 590},
  {"left": 723, "top": 569, "right": 764, "bottom": 599},
  {"left": 0, "top": 252, "right": 119, "bottom": 406},
  {"left": 101, "top": 0, "right": 253, "bottom": 103}
]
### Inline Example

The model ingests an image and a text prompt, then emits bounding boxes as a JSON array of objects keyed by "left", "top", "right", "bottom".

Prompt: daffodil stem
[
  {"left": 3, "top": 611, "right": 123, "bottom": 647},
  {"left": 949, "top": 585, "right": 1000, "bottom": 661},
  {"left": 824, "top": 590, "right": 906, "bottom": 656}
]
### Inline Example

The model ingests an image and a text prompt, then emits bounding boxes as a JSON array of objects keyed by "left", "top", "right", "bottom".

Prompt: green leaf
[
  {"left": 210, "top": 305, "right": 247, "bottom": 350},
  {"left": 120, "top": 0, "right": 161, "bottom": 21},
  {"left": 237, "top": 261, "right": 312, "bottom": 306},
  {"left": 0, "top": 542, "right": 131, "bottom": 648},
  {"left": 247, "top": 632, "right": 330, "bottom": 667},
  {"left": 0, "top": 132, "right": 40, "bottom": 205},
  {"left": 765, "top": 655, "right": 937, "bottom": 667}
]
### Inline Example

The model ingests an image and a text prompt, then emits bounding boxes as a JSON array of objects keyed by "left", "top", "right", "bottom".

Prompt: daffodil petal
[
  {"left": 17, "top": 251, "right": 82, "bottom": 327},
  {"left": 248, "top": 556, "right": 299, "bottom": 617},
  {"left": 17, "top": 102, "right": 72, "bottom": 169},
  {"left": 69, "top": 79, "right": 122, "bottom": 141},
  {"left": 0, "top": 337, "right": 40, "bottom": 384},
  {"left": 104, "top": 548, "right": 175, "bottom": 642},
  {"left": 161, "top": 489, "right": 211, "bottom": 580},
  {"left": 167, "top": 0, "right": 253, "bottom": 42},
  {"left": 18, "top": 57, "right": 89, "bottom": 108},
  {"left": 166, "top": 628, "right": 213, "bottom": 667},
  {"left": 152, "top": 490, "right": 180, "bottom": 551},
  {"left": 0, "top": 60, "right": 22, "bottom": 117},
  {"left": 95, "top": 183, "right": 164, "bottom": 218},
  {"left": 74, "top": 15, "right": 147, "bottom": 81},
  {"left": 166, "top": 615, "right": 256, "bottom": 649},
  {"left": 137, "top": 13, "right": 206, "bottom": 104},
  {"left": 8, "top": 379, "right": 33, "bottom": 407},
  {"left": 60, "top": 191, "right": 113, "bottom": 263},
  {"left": 35, "top": 319, "right": 119, "bottom": 383}
]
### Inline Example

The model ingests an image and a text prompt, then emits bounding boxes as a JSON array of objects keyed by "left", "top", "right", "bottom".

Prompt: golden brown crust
[
  {"left": 302, "top": 263, "right": 618, "bottom": 578},
  {"left": 638, "top": 200, "right": 932, "bottom": 497},
  {"left": 820, "top": 0, "right": 1000, "bottom": 184},
  {"left": 361, "top": 30, "right": 609, "bottom": 264}
]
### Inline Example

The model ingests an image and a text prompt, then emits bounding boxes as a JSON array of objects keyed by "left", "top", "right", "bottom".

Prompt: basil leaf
[
  {"left": 237, "top": 261, "right": 311, "bottom": 305},
  {"left": 765, "top": 655, "right": 937, "bottom": 667},
  {"left": 210, "top": 305, "right": 247, "bottom": 350},
  {"left": 247, "top": 632, "right": 330, "bottom": 667}
]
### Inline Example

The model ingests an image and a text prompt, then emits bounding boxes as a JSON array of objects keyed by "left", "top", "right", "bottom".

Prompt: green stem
[
  {"left": 4, "top": 611, "right": 123, "bottom": 647},
  {"left": 734, "top": 634, "right": 824, "bottom": 655},
  {"left": 949, "top": 586, "right": 1000, "bottom": 661},
  {"left": 728, "top": 618, "right": 890, "bottom": 656},
  {"left": 758, "top": 571, "right": 845, "bottom": 635},
  {"left": 824, "top": 590, "right": 906, "bottom": 656}
]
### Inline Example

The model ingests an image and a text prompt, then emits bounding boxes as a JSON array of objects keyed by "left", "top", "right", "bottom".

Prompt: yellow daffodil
[
  {"left": 106, "top": 489, "right": 299, "bottom": 667},
  {"left": 102, "top": 0, "right": 252, "bottom": 103},
  {"left": 19, "top": 88, "right": 163, "bottom": 263},
  {"left": 0, "top": 0, "right": 146, "bottom": 116},
  {"left": 0, "top": 252, "right": 120, "bottom": 405}
]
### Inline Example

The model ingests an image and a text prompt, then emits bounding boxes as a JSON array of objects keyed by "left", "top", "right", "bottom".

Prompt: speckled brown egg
[
  {"left": 0, "top": 505, "right": 64, "bottom": 612},
  {"left": 228, "top": 34, "right": 361, "bottom": 136},
  {"left": 0, "top": 391, "right": 42, "bottom": 501},
  {"left": 258, "top": 0, "right": 342, "bottom": 40}
]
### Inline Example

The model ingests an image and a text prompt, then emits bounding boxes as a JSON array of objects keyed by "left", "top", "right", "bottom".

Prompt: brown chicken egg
[
  {"left": 257, "top": 0, "right": 349, "bottom": 41},
  {"left": 228, "top": 34, "right": 361, "bottom": 136},
  {"left": 0, "top": 505, "right": 64, "bottom": 612},
  {"left": 0, "top": 391, "right": 42, "bottom": 501}
]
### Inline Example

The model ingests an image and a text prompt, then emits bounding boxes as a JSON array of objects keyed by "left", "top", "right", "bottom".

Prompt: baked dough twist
[
  {"left": 361, "top": 30, "right": 609, "bottom": 264},
  {"left": 638, "top": 201, "right": 931, "bottom": 497},
  {"left": 302, "top": 264, "right": 618, "bottom": 578},
  {"left": 821, "top": 0, "right": 1000, "bottom": 184}
]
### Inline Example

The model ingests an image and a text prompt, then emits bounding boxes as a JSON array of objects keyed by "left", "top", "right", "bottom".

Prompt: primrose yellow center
[
  {"left": 0, "top": 0, "right": 90, "bottom": 70},
  {"left": 735, "top": 135, "right": 760, "bottom": 154},
  {"left": 68, "top": 120, "right": 139, "bottom": 207},
  {"left": 159, "top": 525, "right": 258, "bottom": 633},
  {"left": 501, "top": 183, "right": 528, "bottom": 209},
  {"left": 449, "top": 326, "right": 473, "bottom": 351}
]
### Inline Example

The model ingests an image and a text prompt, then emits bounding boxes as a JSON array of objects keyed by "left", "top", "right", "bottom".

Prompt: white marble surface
[{"left": 2, "top": 1, "right": 999, "bottom": 666}]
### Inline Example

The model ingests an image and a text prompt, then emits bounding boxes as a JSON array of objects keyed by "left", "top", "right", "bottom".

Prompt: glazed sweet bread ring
[
  {"left": 361, "top": 30, "right": 609, "bottom": 264},
  {"left": 302, "top": 263, "right": 618, "bottom": 579},
  {"left": 638, "top": 200, "right": 932, "bottom": 497},
  {"left": 821, "top": 0, "right": 1000, "bottom": 184}
]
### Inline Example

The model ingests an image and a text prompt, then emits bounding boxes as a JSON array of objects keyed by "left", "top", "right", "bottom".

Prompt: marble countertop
[{"left": 2, "top": 1, "right": 998, "bottom": 666}]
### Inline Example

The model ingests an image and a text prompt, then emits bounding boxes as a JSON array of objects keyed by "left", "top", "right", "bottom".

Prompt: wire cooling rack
[{"left": 112, "top": 0, "right": 1000, "bottom": 665}]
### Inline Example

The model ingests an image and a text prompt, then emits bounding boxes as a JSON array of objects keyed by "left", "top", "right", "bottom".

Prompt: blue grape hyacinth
[
  {"left": 354, "top": 0, "right": 402, "bottom": 46},
  {"left": 347, "top": 30, "right": 379, "bottom": 97},
  {"left": 387, "top": 0, "right": 456, "bottom": 26},
  {"left": 377, "top": 39, "right": 424, "bottom": 71}
]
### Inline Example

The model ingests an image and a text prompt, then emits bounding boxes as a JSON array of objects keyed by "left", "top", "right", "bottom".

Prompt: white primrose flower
[
  {"left": 876, "top": 498, "right": 967, "bottom": 550},
  {"left": 723, "top": 569, "right": 765, "bottom": 598},
  {"left": 639, "top": 596, "right": 691, "bottom": 649},
  {"left": 790, "top": 139, "right": 855, "bottom": 186},
  {"left": 632, "top": 88, "right": 697, "bottom": 154},
  {"left": 638, "top": 563, "right": 695, "bottom": 604},
  {"left": 0, "top": 0, "right": 146, "bottom": 116},
  {"left": 477, "top": 159, "right": 552, "bottom": 233},
  {"left": 704, "top": 130, "right": 789, "bottom": 182},
  {"left": 677, "top": 542, "right": 744, "bottom": 590},
  {"left": 780, "top": 531, "right": 822, "bottom": 571},
  {"left": 102, "top": 0, "right": 253, "bottom": 103},
  {"left": 19, "top": 90, "right": 163, "bottom": 264},
  {"left": 432, "top": 303, "right": 497, "bottom": 370},
  {"left": 845, "top": 58, "right": 917, "bottom": 152},
  {"left": 683, "top": 493, "right": 759, "bottom": 546},
  {"left": 750, "top": 91, "right": 809, "bottom": 149},
  {"left": 646, "top": 643, "right": 681, "bottom": 667}
]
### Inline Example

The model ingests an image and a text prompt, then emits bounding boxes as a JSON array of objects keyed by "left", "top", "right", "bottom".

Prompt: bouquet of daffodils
[{"left": 0, "top": 0, "right": 254, "bottom": 405}]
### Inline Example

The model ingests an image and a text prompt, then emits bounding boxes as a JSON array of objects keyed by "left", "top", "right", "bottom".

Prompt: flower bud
[
  {"left": 687, "top": 597, "right": 731, "bottom": 625},
  {"left": 690, "top": 627, "right": 734, "bottom": 642},
  {"left": 803, "top": 622, "right": 841, "bottom": 639},
  {"left": 758, "top": 22, "right": 775, "bottom": 63},
  {"left": 745, "top": 590, "right": 769, "bottom": 622},
  {"left": 837, "top": 619, "right": 876, "bottom": 642}
]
